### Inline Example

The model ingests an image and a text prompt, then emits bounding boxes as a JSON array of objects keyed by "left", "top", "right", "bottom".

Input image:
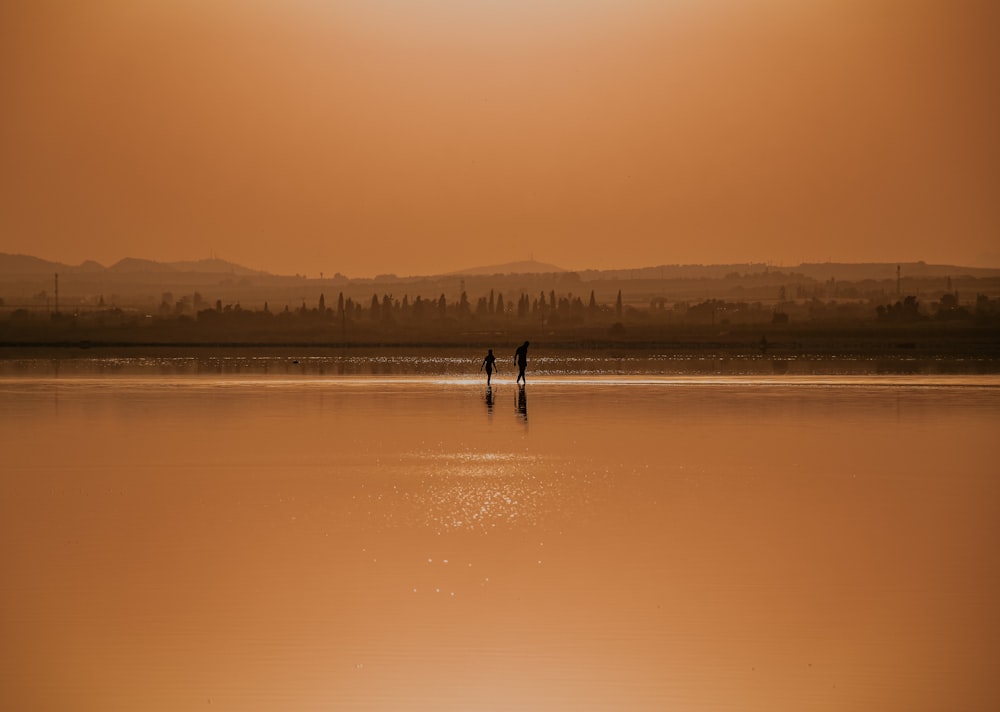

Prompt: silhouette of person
[
  {"left": 485, "top": 386, "right": 494, "bottom": 414},
  {"left": 480, "top": 348, "right": 498, "bottom": 386},
  {"left": 513, "top": 340, "right": 529, "bottom": 385}
]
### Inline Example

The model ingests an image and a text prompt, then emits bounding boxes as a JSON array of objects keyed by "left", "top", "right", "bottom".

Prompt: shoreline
[{"left": 1, "top": 342, "right": 998, "bottom": 378}]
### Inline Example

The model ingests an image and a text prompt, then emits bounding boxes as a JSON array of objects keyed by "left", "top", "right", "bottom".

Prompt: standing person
[
  {"left": 513, "top": 340, "right": 529, "bottom": 385},
  {"left": 480, "top": 348, "right": 498, "bottom": 386}
]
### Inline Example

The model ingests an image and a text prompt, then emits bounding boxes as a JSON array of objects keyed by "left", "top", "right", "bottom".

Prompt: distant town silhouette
[{"left": 1, "top": 254, "right": 998, "bottom": 353}]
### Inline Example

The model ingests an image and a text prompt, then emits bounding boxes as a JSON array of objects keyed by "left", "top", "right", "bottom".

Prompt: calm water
[{"left": 2, "top": 356, "right": 999, "bottom": 711}]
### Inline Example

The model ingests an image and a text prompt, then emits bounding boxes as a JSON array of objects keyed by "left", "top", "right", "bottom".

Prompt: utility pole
[{"left": 54, "top": 273, "right": 59, "bottom": 314}]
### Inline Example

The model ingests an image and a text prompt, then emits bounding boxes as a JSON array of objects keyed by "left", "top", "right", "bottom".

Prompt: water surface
[{"left": 2, "top": 359, "right": 998, "bottom": 711}]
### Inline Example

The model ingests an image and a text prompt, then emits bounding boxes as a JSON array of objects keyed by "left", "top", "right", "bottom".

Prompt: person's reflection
[
  {"left": 516, "top": 385, "right": 527, "bottom": 422},
  {"left": 484, "top": 386, "right": 494, "bottom": 415}
]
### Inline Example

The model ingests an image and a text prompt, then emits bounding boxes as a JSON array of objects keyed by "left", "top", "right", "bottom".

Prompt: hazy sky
[{"left": 2, "top": 0, "right": 998, "bottom": 276}]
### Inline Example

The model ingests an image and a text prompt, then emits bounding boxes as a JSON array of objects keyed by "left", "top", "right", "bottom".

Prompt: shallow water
[
  {"left": 1, "top": 347, "right": 997, "bottom": 378},
  {"left": 1, "top": 361, "right": 998, "bottom": 711}
]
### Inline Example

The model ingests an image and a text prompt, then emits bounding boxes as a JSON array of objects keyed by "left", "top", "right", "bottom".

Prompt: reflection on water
[
  {"left": 387, "top": 451, "right": 588, "bottom": 533},
  {"left": 1, "top": 364, "right": 999, "bottom": 712}
]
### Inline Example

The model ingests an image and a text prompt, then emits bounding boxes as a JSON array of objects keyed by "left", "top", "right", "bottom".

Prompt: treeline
[
  {"left": 187, "top": 288, "right": 623, "bottom": 339},
  {"left": 6, "top": 286, "right": 1000, "bottom": 331},
  {"left": 196, "top": 288, "right": 620, "bottom": 323},
  {"left": 3, "top": 283, "right": 1000, "bottom": 353},
  {"left": 194, "top": 286, "right": 999, "bottom": 327}
]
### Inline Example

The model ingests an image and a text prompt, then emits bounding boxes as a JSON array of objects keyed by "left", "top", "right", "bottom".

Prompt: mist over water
[{"left": 2, "top": 354, "right": 998, "bottom": 711}]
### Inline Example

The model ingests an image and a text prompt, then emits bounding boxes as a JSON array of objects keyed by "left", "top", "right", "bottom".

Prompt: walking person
[
  {"left": 480, "top": 348, "right": 498, "bottom": 386},
  {"left": 513, "top": 341, "right": 529, "bottom": 385}
]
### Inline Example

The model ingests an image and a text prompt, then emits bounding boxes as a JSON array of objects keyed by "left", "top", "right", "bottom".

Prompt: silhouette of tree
[
  {"left": 370, "top": 294, "right": 380, "bottom": 321},
  {"left": 318, "top": 293, "right": 326, "bottom": 311},
  {"left": 381, "top": 294, "right": 394, "bottom": 323},
  {"left": 877, "top": 295, "right": 923, "bottom": 322},
  {"left": 615, "top": 290, "right": 623, "bottom": 318}
]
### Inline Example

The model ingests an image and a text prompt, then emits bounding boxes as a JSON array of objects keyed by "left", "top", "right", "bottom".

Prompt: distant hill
[
  {"left": 792, "top": 261, "right": 1000, "bottom": 280},
  {"left": 165, "top": 258, "right": 268, "bottom": 276},
  {"left": 579, "top": 261, "right": 1000, "bottom": 281},
  {"left": 3, "top": 252, "right": 999, "bottom": 283},
  {"left": 449, "top": 259, "right": 567, "bottom": 276},
  {"left": 109, "top": 257, "right": 269, "bottom": 275},
  {"left": 0, "top": 253, "right": 73, "bottom": 275},
  {"left": 108, "top": 258, "right": 179, "bottom": 273},
  {"left": 0, "top": 253, "right": 268, "bottom": 277}
]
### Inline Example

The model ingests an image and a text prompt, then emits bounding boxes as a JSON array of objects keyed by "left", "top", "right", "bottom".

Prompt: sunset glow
[{"left": 2, "top": 0, "right": 997, "bottom": 275}]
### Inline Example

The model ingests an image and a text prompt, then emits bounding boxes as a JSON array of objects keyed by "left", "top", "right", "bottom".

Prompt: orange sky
[{"left": 1, "top": 0, "right": 998, "bottom": 277}]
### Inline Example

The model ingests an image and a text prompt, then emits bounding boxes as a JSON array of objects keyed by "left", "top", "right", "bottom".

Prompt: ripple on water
[{"left": 364, "top": 451, "right": 605, "bottom": 533}]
